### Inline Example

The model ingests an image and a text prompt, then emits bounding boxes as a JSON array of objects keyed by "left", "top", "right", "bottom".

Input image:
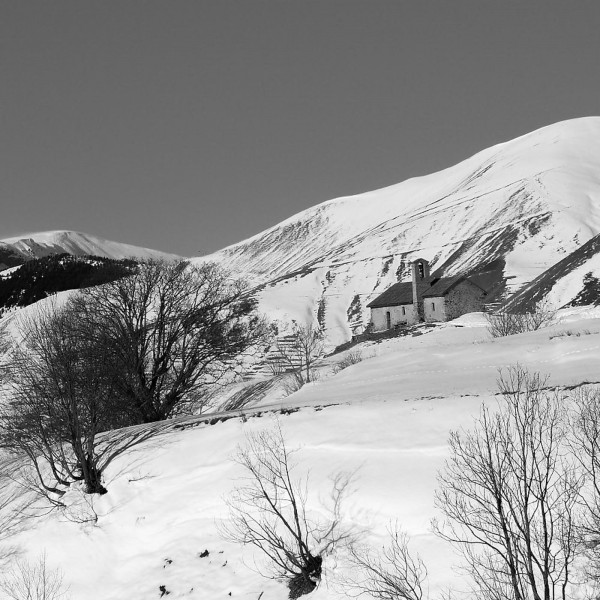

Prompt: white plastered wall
[{"left": 370, "top": 304, "right": 417, "bottom": 331}]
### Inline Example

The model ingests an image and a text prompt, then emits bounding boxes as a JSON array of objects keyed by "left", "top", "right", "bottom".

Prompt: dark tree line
[{"left": 0, "top": 253, "right": 136, "bottom": 312}]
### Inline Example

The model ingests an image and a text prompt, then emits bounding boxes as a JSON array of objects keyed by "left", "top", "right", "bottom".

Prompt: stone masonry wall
[{"left": 444, "top": 281, "right": 486, "bottom": 320}]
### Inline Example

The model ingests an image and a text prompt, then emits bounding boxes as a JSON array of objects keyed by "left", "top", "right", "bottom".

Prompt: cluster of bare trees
[
  {"left": 571, "top": 387, "right": 600, "bottom": 588},
  {"left": 434, "top": 367, "right": 583, "bottom": 600},
  {"left": 0, "top": 260, "right": 266, "bottom": 498},
  {"left": 486, "top": 300, "right": 557, "bottom": 337},
  {"left": 270, "top": 323, "right": 324, "bottom": 394},
  {"left": 223, "top": 368, "right": 600, "bottom": 600}
]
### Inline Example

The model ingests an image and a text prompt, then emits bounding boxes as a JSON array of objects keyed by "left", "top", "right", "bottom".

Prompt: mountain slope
[
  {"left": 4, "top": 308, "right": 600, "bottom": 600},
  {"left": 0, "top": 230, "right": 180, "bottom": 265},
  {"left": 198, "top": 117, "right": 600, "bottom": 345}
]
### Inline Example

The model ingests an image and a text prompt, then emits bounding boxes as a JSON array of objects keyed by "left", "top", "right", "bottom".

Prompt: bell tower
[{"left": 411, "top": 258, "right": 430, "bottom": 321}]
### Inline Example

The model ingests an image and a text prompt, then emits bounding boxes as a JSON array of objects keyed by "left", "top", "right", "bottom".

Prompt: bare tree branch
[
  {"left": 73, "top": 259, "right": 268, "bottom": 422},
  {"left": 221, "top": 422, "right": 353, "bottom": 599},
  {"left": 343, "top": 522, "right": 426, "bottom": 600},
  {"left": 434, "top": 365, "right": 582, "bottom": 600},
  {"left": 270, "top": 323, "right": 324, "bottom": 395}
]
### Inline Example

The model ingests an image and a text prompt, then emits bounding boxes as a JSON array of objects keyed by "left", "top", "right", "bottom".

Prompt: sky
[{"left": 3, "top": 1, "right": 600, "bottom": 257}]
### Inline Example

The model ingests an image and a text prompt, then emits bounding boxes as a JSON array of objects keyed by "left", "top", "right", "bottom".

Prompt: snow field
[{"left": 2, "top": 308, "right": 600, "bottom": 599}]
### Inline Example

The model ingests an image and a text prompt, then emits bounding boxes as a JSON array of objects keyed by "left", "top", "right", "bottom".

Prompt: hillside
[
  {"left": 198, "top": 117, "right": 600, "bottom": 346},
  {"left": 2, "top": 306, "right": 599, "bottom": 600}
]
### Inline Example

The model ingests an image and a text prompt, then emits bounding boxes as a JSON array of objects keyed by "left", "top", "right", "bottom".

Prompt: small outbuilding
[{"left": 367, "top": 258, "right": 487, "bottom": 331}]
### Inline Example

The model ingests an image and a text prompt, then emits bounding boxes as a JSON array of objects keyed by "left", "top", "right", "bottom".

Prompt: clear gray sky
[{"left": 3, "top": 1, "right": 600, "bottom": 256}]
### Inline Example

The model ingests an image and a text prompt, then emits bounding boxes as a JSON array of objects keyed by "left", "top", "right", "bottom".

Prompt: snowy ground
[{"left": 2, "top": 308, "right": 600, "bottom": 600}]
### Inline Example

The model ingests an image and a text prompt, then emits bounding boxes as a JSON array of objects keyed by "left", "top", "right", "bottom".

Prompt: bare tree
[
  {"left": 0, "top": 300, "right": 151, "bottom": 497},
  {"left": 221, "top": 423, "right": 353, "bottom": 599},
  {"left": 0, "top": 552, "right": 70, "bottom": 600},
  {"left": 570, "top": 386, "right": 600, "bottom": 585},
  {"left": 434, "top": 366, "right": 582, "bottom": 600},
  {"left": 271, "top": 323, "right": 324, "bottom": 394},
  {"left": 72, "top": 259, "right": 267, "bottom": 422},
  {"left": 343, "top": 523, "right": 426, "bottom": 600}
]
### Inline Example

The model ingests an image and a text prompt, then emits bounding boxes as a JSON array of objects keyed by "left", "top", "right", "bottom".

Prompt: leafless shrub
[
  {"left": 332, "top": 349, "right": 364, "bottom": 375},
  {"left": 343, "top": 522, "right": 426, "bottom": 600},
  {"left": 281, "top": 369, "right": 321, "bottom": 397},
  {"left": 549, "top": 329, "right": 592, "bottom": 339},
  {"left": 527, "top": 299, "right": 558, "bottom": 330},
  {"left": 0, "top": 457, "right": 40, "bottom": 562},
  {"left": 485, "top": 312, "right": 522, "bottom": 338},
  {"left": 486, "top": 300, "right": 557, "bottom": 338},
  {"left": 434, "top": 366, "right": 582, "bottom": 600},
  {"left": 281, "top": 375, "right": 305, "bottom": 397},
  {"left": 221, "top": 423, "right": 354, "bottom": 598},
  {"left": 270, "top": 324, "right": 324, "bottom": 394},
  {"left": 0, "top": 552, "right": 70, "bottom": 600}
]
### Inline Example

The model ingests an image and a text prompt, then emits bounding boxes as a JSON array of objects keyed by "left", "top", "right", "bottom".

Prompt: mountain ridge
[
  {"left": 195, "top": 116, "right": 600, "bottom": 345},
  {"left": 0, "top": 230, "right": 181, "bottom": 266},
  {"left": 4, "top": 117, "right": 600, "bottom": 346}
]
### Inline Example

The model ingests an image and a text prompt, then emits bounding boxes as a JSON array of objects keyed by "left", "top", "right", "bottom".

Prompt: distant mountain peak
[{"left": 0, "top": 230, "right": 180, "bottom": 263}]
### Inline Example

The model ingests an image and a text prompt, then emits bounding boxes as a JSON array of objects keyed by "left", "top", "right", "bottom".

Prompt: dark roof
[
  {"left": 366, "top": 281, "right": 414, "bottom": 308},
  {"left": 422, "top": 275, "right": 488, "bottom": 298},
  {"left": 368, "top": 275, "right": 488, "bottom": 308},
  {"left": 421, "top": 276, "right": 464, "bottom": 298}
]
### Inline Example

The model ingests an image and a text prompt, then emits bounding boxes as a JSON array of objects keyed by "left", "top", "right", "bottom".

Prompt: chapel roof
[
  {"left": 367, "top": 280, "right": 423, "bottom": 308},
  {"left": 421, "top": 276, "right": 464, "bottom": 298},
  {"left": 367, "top": 275, "right": 487, "bottom": 308},
  {"left": 422, "top": 275, "right": 487, "bottom": 297}
]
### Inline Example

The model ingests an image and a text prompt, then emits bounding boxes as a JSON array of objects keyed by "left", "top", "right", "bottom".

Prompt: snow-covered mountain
[
  {"left": 0, "top": 230, "right": 180, "bottom": 266},
  {"left": 198, "top": 117, "right": 600, "bottom": 346},
  {"left": 4, "top": 119, "right": 600, "bottom": 600},
  {"left": 5, "top": 118, "right": 600, "bottom": 347}
]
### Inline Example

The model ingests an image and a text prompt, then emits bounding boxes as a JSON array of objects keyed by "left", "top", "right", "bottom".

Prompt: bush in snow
[
  {"left": 342, "top": 523, "right": 426, "bottom": 600},
  {"left": 270, "top": 323, "right": 324, "bottom": 395},
  {"left": 221, "top": 423, "right": 353, "bottom": 598},
  {"left": 0, "top": 553, "right": 70, "bottom": 600},
  {"left": 332, "top": 349, "right": 365, "bottom": 374},
  {"left": 486, "top": 300, "right": 557, "bottom": 337}
]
